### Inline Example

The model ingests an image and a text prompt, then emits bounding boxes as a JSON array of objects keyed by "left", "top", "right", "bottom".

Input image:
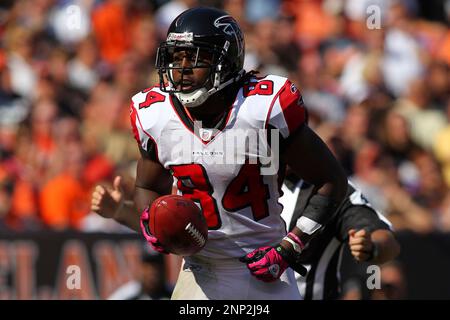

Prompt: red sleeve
[
  {"left": 266, "top": 79, "right": 307, "bottom": 138},
  {"left": 279, "top": 80, "right": 306, "bottom": 134},
  {"left": 129, "top": 102, "right": 141, "bottom": 145},
  {"left": 129, "top": 100, "right": 159, "bottom": 162}
]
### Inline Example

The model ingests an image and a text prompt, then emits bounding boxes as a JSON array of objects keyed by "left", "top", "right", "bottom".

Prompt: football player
[
  {"left": 91, "top": 7, "right": 348, "bottom": 300},
  {"left": 280, "top": 172, "right": 401, "bottom": 300}
]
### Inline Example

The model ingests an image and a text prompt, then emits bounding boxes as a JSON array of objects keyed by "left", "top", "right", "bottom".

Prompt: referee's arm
[
  {"left": 339, "top": 205, "right": 400, "bottom": 265},
  {"left": 348, "top": 228, "right": 400, "bottom": 265}
]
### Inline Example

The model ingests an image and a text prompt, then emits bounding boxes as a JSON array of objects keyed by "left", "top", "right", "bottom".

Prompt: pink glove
[
  {"left": 239, "top": 246, "right": 289, "bottom": 282},
  {"left": 140, "top": 206, "right": 169, "bottom": 254}
]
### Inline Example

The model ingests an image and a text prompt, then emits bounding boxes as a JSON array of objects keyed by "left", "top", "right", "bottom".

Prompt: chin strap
[{"left": 174, "top": 69, "right": 245, "bottom": 108}]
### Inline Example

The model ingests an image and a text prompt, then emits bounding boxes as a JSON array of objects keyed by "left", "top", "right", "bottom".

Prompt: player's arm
[
  {"left": 269, "top": 78, "right": 347, "bottom": 245},
  {"left": 282, "top": 125, "right": 348, "bottom": 245},
  {"left": 114, "top": 98, "right": 173, "bottom": 233},
  {"left": 133, "top": 155, "right": 173, "bottom": 214},
  {"left": 91, "top": 152, "right": 172, "bottom": 233},
  {"left": 92, "top": 153, "right": 172, "bottom": 255},
  {"left": 240, "top": 79, "right": 347, "bottom": 280},
  {"left": 114, "top": 153, "right": 173, "bottom": 232},
  {"left": 240, "top": 128, "right": 347, "bottom": 279}
]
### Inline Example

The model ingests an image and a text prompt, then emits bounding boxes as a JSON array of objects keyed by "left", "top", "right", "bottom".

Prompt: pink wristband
[{"left": 287, "top": 232, "right": 305, "bottom": 250}]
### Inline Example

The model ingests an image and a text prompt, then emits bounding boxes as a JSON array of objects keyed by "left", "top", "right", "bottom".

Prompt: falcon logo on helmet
[
  {"left": 214, "top": 15, "right": 244, "bottom": 58},
  {"left": 214, "top": 15, "right": 237, "bottom": 36}
]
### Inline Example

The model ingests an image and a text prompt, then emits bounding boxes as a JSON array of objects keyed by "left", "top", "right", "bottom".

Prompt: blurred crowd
[{"left": 0, "top": 0, "right": 449, "bottom": 238}]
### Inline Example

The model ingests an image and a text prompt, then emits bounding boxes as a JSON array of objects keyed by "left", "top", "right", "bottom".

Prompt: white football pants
[{"left": 171, "top": 255, "right": 303, "bottom": 300}]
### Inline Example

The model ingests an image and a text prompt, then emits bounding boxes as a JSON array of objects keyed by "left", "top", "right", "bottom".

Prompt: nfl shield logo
[{"left": 199, "top": 128, "right": 213, "bottom": 141}]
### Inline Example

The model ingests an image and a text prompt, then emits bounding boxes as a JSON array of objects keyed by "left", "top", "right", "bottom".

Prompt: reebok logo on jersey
[{"left": 290, "top": 83, "right": 297, "bottom": 94}]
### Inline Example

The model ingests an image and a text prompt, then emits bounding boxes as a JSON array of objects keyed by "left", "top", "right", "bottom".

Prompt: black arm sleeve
[{"left": 337, "top": 204, "right": 391, "bottom": 242}]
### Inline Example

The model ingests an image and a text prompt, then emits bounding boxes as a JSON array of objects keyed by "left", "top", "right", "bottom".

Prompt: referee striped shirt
[{"left": 280, "top": 176, "right": 392, "bottom": 300}]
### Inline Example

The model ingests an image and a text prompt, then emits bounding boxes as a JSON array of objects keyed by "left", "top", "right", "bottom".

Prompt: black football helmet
[{"left": 155, "top": 7, "right": 245, "bottom": 108}]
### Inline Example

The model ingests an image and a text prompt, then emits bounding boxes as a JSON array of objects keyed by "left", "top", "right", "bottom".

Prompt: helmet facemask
[{"left": 156, "top": 38, "right": 243, "bottom": 108}]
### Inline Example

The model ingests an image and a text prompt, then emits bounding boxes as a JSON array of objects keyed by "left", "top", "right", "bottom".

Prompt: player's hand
[
  {"left": 140, "top": 206, "right": 169, "bottom": 254},
  {"left": 239, "top": 246, "right": 288, "bottom": 282},
  {"left": 239, "top": 244, "right": 307, "bottom": 282},
  {"left": 348, "top": 229, "right": 374, "bottom": 262},
  {"left": 91, "top": 176, "right": 124, "bottom": 220}
]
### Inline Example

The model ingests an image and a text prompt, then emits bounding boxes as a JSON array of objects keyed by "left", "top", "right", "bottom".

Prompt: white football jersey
[{"left": 130, "top": 74, "right": 307, "bottom": 259}]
